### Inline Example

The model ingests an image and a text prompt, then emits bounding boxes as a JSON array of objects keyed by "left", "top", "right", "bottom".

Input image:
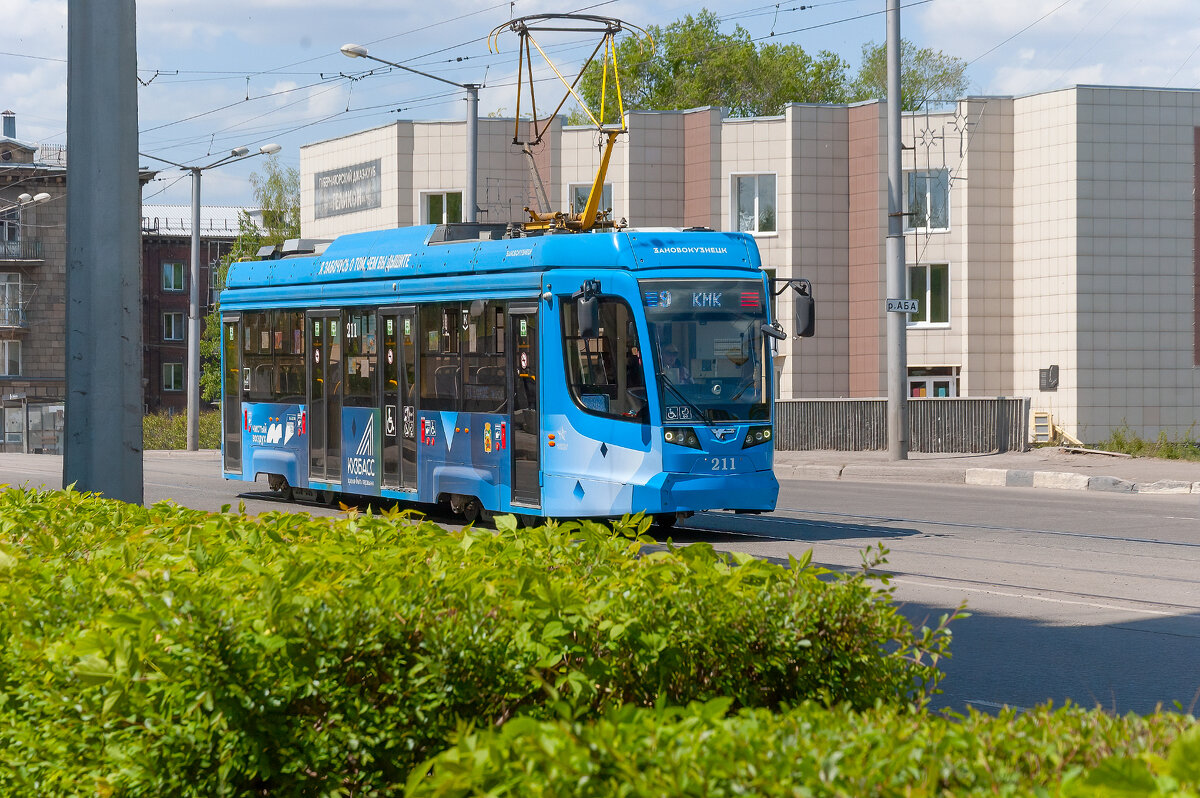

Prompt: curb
[{"left": 782, "top": 464, "right": 1200, "bottom": 495}]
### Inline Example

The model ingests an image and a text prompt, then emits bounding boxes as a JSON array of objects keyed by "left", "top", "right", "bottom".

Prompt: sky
[{"left": 3, "top": 0, "right": 1200, "bottom": 209}]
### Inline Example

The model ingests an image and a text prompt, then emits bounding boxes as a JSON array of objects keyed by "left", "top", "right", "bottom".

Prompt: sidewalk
[{"left": 774, "top": 447, "right": 1200, "bottom": 495}]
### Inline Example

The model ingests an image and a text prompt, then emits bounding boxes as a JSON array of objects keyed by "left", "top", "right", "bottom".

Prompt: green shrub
[
  {"left": 0, "top": 488, "right": 950, "bottom": 797},
  {"left": 409, "top": 698, "right": 1196, "bottom": 797},
  {"left": 142, "top": 409, "right": 221, "bottom": 450}
]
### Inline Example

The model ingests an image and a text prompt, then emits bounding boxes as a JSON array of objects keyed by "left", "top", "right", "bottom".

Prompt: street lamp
[
  {"left": 140, "top": 143, "right": 282, "bottom": 451},
  {"left": 0, "top": 193, "right": 51, "bottom": 260},
  {"left": 0, "top": 192, "right": 52, "bottom": 214},
  {"left": 341, "top": 43, "right": 480, "bottom": 223}
]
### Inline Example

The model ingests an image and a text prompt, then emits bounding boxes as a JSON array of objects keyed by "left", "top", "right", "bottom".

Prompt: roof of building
[{"left": 141, "top": 204, "right": 261, "bottom": 238}]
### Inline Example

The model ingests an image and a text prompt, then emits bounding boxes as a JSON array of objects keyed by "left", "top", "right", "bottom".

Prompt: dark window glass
[
  {"left": 561, "top": 296, "right": 647, "bottom": 422},
  {"left": 462, "top": 300, "right": 506, "bottom": 413},
  {"left": 420, "top": 303, "right": 459, "bottom": 411},
  {"left": 343, "top": 308, "right": 378, "bottom": 408}
]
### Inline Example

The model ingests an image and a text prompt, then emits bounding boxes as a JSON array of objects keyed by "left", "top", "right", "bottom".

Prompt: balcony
[
  {"left": 0, "top": 238, "right": 44, "bottom": 261},
  {"left": 0, "top": 306, "right": 27, "bottom": 328}
]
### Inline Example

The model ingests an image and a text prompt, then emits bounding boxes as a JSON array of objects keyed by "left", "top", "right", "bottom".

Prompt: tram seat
[
  {"left": 580, "top": 393, "right": 609, "bottom": 412},
  {"left": 435, "top": 365, "right": 460, "bottom": 397}
]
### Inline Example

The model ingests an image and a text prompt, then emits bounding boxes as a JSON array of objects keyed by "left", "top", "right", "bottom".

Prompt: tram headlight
[
  {"left": 743, "top": 425, "right": 773, "bottom": 449},
  {"left": 664, "top": 427, "right": 701, "bottom": 449}
]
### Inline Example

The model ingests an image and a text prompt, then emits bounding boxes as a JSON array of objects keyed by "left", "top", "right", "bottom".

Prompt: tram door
[
  {"left": 307, "top": 310, "right": 343, "bottom": 483},
  {"left": 508, "top": 303, "right": 540, "bottom": 507},
  {"left": 221, "top": 314, "right": 241, "bottom": 475},
  {"left": 380, "top": 307, "right": 418, "bottom": 492}
]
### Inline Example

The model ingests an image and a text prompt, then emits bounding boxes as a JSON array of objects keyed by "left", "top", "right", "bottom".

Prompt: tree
[
  {"left": 849, "top": 39, "right": 969, "bottom": 111},
  {"left": 199, "top": 154, "right": 299, "bottom": 401},
  {"left": 572, "top": 10, "right": 849, "bottom": 124}
]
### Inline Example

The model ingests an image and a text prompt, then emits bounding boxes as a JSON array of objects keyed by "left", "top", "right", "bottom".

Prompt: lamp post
[
  {"left": 140, "top": 143, "right": 282, "bottom": 451},
  {"left": 341, "top": 43, "right": 480, "bottom": 223}
]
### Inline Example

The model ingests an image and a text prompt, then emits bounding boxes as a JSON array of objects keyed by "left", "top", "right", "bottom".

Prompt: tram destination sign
[{"left": 315, "top": 159, "right": 382, "bottom": 219}]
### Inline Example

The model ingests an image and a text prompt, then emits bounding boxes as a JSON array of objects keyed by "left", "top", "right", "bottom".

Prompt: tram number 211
[{"left": 709, "top": 457, "right": 739, "bottom": 471}]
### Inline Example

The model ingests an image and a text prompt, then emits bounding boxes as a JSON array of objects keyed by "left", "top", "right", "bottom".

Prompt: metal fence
[{"left": 775, "top": 397, "right": 1031, "bottom": 453}]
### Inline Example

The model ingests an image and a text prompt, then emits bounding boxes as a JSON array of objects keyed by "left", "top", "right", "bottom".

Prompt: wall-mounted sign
[
  {"left": 1039, "top": 365, "right": 1059, "bottom": 392},
  {"left": 314, "top": 159, "right": 381, "bottom": 219}
]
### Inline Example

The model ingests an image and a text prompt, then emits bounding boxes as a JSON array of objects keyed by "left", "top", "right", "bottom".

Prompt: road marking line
[{"left": 891, "top": 576, "right": 1180, "bottom": 617}]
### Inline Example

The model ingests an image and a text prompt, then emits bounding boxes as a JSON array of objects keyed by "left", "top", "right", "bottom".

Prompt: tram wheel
[
  {"left": 267, "top": 474, "right": 293, "bottom": 501},
  {"left": 462, "top": 497, "right": 482, "bottom": 525},
  {"left": 653, "top": 513, "right": 680, "bottom": 531}
]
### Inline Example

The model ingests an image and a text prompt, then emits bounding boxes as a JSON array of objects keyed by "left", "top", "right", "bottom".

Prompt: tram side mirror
[
  {"left": 793, "top": 283, "right": 815, "bottom": 338},
  {"left": 761, "top": 322, "right": 787, "bottom": 341},
  {"left": 576, "top": 294, "right": 599, "bottom": 338}
]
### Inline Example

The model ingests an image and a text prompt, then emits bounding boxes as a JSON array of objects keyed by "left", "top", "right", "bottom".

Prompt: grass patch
[{"left": 1093, "top": 425, "right": 1200, "bottom": 461}]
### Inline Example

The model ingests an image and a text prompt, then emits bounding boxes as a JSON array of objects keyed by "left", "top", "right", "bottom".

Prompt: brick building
[{"left": 0, "top": 110, "right": 67, "bottom": 452}]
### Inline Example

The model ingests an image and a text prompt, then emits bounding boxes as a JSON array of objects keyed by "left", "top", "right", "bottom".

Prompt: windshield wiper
[{"left": 658, "top": 373, "right": 716, "bottom": 427}]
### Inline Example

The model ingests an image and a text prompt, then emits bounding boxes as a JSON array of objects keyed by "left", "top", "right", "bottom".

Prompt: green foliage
[
  {"left": 575, "top": 9, "right": 849, "bottom": 123},
  {"left": 411, "top": 700, "right": 1195, "bottom": 796},
  {"left": 142, "top": 410, "right": 221, "bottom": 450},
  {"left": 850, "top": 38, "right": 970, "bottom": 111},
  {"left": 1062, "top": 724, "right": 1200, "bottom": 796},
  {"left": 0, "top": 491, "right": 949, "bottom": 796},
  {"left": 1095, "top": 425, "right": 1200, "bottom": 461},
  {"left": 250, "top": 154, "right": 301, "bottom": 247}
]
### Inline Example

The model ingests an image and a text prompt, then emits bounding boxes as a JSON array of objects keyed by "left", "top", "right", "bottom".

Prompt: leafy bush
[
  {"left": 0, "top": 488, "right": 950, "bottom": 796},
  {"left": 142, "top": 409, "right": 221, "bottom": 450},
  {"left": 410, "top": 698, "right": 1196, "bottom": 797}
]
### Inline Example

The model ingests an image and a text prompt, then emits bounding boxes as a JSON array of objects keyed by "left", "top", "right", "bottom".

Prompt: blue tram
[{"left": 219, "top": 223, "right": 813, "bottom": 524}]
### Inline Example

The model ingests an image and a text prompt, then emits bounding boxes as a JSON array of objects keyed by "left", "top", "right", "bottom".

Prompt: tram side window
[
  {"left": 242, "top": 311, "right": 274, "bottom": 401},
  {"left": 272, "top": 310, "right": 305, "bottom": 401},
  {"left": 561, "top": 296, "right": 647, "bottom": 421},
  {"left": 462, "top": 300, "right": 506, "bottom": 413},
  {"left": 242, "top": 310, "right": 304, "bottom": 402},
  {"left": 420, "top": 303, "right": 459, "bottom": 411},
  {"left": 343, "top": 308, "right": 378, "bottom": 408}
]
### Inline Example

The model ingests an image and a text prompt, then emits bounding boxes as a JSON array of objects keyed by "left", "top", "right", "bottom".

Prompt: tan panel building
[{"left": 300, "top": 85, "right": 1200, "bottom": 443}]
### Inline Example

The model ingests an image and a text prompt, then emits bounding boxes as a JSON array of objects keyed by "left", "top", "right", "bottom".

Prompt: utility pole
[
  {"left": 885, "top": 0, "right": 910, "bottom": 460},
  {"left": 141, "top": 144, "right": 281, "bottom": 451},
  {"left": 64, "top": 0, "right": 143, "bottom": 502}
]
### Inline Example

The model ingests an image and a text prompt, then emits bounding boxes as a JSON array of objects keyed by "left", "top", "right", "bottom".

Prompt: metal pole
[
  {"left": 186, "top": 168, "right": 201, "bottom": 450},
  {"left": 64, "top": 0, "right": 144, "bottom": 502},
  {"left": 885, "top": 0, "right": 909, "bottom": 460},
  {"left": 465, "top": 85, "right": 479, "bottom": 222}
]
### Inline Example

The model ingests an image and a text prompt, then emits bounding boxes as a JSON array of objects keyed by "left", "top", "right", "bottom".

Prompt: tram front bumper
[{"left": 649, "top": 469, "right": 779, "bottom": 514}]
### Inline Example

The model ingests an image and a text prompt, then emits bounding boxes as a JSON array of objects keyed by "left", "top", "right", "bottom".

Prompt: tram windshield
[{"left": 640, "top": 279, "right": 772, "bottom": 424}]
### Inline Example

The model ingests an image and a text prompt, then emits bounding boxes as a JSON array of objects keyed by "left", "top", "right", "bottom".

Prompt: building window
[
  {"left": 732, "top": 174, "right": 776, "bottom": 234},
  {"left": 1, "top": 208, "right": 18, "bottom": 245},
  {"left": 569, "top": 183, "right": 612, "bottom": 216},
  {"left": 905, "top": 169, "right": 950, "bottom": 231},
  {"left": 0, "top": 273, "right": 21, "bottom": 327},
  {"left": 162, "top": 262, "right": 185, "bottom": 292},
  {"left": 1, "top": 339, "right": 20, "bottom": 377},
  {"left": 162, "top": 362, "right": 184, "bottom": 392},
  {"left": 163, "top": 311, "right": 185, "bottom": 342},
  {"left": 908, "top": 263, "right": 950, "bottom": 326},
  {"left": 422, "top": 191, "right": 463, "bottom": 225},
  {"left": 909, "top": 366, "right": 960, "bottom": 398}
]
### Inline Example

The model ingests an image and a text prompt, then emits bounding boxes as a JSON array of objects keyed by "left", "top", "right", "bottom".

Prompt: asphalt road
[{"left": 3, "top": 451, "right": 1198, "bottom": 715}]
